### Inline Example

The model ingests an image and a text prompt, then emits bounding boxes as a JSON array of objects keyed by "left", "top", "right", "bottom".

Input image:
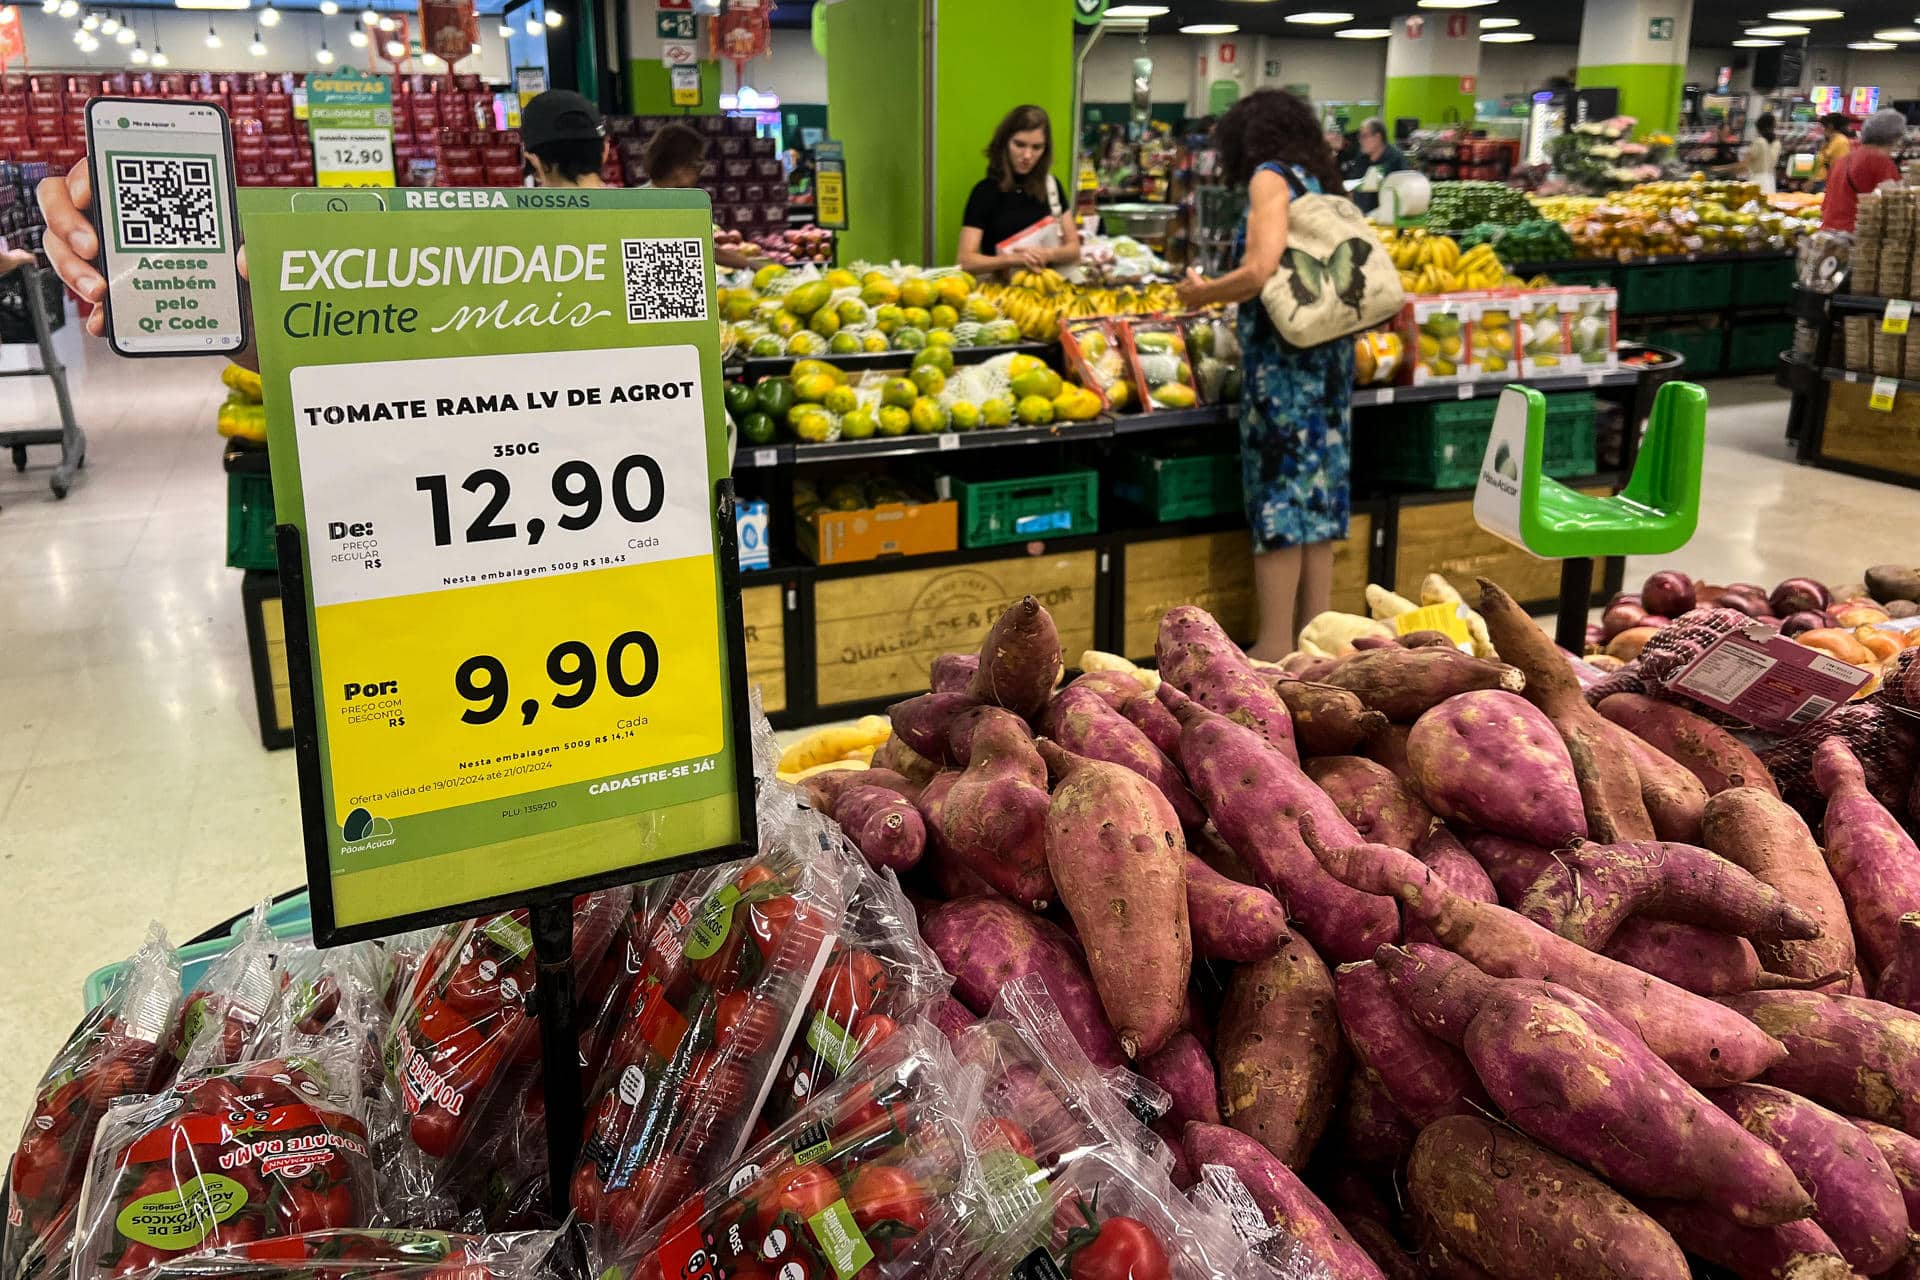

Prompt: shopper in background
[
  {"left": 1171, "top": 89, "right": 1354, "bottom": 660},
  {"left": 1821, "top": 108, "right": 1906, "bottom": 233},
  {"left": 1349, "top": 118, "right": 1406, "bottom": 215},
  {"left": 1744, "top": 112, "right": 1780, "bottom": 196},
  {"left": 1812, "top": 112, "right": 1853, "bottom": 189},
  {"left": 518, "top": 89, "right": 609, "bottom": 188},
  {"left": 956, "top": 104, "right": 1082, "bottom": 276},
  {"left": 641, "top": 122, "right": 760, "bottom": 270}
]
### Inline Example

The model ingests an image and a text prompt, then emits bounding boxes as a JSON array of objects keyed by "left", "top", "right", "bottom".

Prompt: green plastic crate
[
  {"left": 226, "top": 469, "right": 277, "bottom": 571},
  {"left": 1619, "top": 264, "right": 1682, "bottom": 315},
  {"left": 1644, "top": 325, "right": 1724, "bottom": 376},
  {"left": 1542, "top": 391, "right": 1598, "bottom": 477},
  {"left": 1725, "top": 319, "right": 1796, "bottom": 373},
  {"left": 954, "top": 468, "right": 1099, "bottom": 548},
  {"left": 1114, "top": 447, "right": 1242, "bottom": 522},
  {"left": 1374, "top": 397, "right": 1499, "bottom": 490},
  {"left": 1734, "top": 256, "right": 1797, "bottom": 308},
  {"left": 1676, "top": 262, "right": 1734, "bottom": 310},
  {"left": 1547, "top": 265, "right": 1615, "bottom": 289}
]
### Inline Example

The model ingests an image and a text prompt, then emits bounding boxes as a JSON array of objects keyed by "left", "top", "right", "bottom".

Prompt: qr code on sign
[
  {"left": 621, "top": 238, "right": 707, "bottom": 324},
  {"left": 109, "top": 155, "right": 223, "bottom": 253}
]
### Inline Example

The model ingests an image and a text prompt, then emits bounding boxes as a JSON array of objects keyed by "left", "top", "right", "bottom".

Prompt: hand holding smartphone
[{"left": 84, "top": 97, "right": 249, "bottom": 357}]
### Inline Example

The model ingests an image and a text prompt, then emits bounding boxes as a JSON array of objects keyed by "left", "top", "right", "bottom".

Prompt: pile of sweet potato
[{"left": 820, "top": 578, "right": 1920, "bottom": 1280}]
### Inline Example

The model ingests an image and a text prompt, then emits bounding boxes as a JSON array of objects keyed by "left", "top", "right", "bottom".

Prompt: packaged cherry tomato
[
  {"left": 69, "top": 1043, "right": 379, "bottom": 1280},
  {"left": 382, "top": 890, "right": 629, "bottom": 1220},
  {"left": 759, "top": 848, "right": 947, "bottom": 1130},
  {"left": 572, "top": 793, "right": 856, "bottom": 1255},
  {"left": 87, "top": 1227, "right": 559, "bottom": 1280},
  {"left": 174, "top": 907, "right": 283, "bottom": 1081},
  {"left": 4, "top": 925, "right": 181, "bottom": 1280},
  {"left": 610, "top": 1019, "right": 983, "bottom": 1280}
]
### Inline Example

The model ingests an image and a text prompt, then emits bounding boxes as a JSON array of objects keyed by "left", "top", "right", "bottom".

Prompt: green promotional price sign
[
  {"left": 240, "top": 187, "right": 753, "bottom": 942},
  {"left": 813, "top": 140, "right": 846, "bottom": 231},
  {"left": 306, "top": 74, "right": 395, "bottom": 188}
]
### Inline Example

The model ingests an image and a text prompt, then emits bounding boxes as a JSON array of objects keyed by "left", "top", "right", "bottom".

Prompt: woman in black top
[{"left": 956, "top": 105, "right": 1081, "bottom": 275}]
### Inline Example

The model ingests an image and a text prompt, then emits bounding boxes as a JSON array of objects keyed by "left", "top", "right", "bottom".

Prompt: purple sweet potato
[
  {"left": 1214, "top": 935, "right": 1346, "bottom": 1167},
  {"left": 1301, "top": 822, "right": 1788, "bottom": 1087},
  {"left": 1641, "top": 1201, "right": 1853, "bottom": 1280},
  {"left": 1037, "top": 742, "right": 1190, "bottom": 1058},
  {"left": 1406, "top": 690, "right": 1589, "bottom": 847},
  {"left": 1853, "top": 1117, "right": 1920, "bottom": 1225},
  {"left": 1597, "top": 692, "right": 1779, "bottom": 796},
  {"left": 1381, "top": 945, "right": 1815, "bottom": 1227},
  {"left": 1319, "top": 646, "right": 1527, "bottom": 723},
  {"left": 1185, "top": 855, "right": 1290, "bottom": 963},
  {"left": 1333, "top": 958, "right": 1486, "bottom": 1125},
  {"left": 1362, "top": 721, "right": 1415, "bottom": 785},
  {"left": 886, "top": 690, "right": 980, "bottom": 764},
  {"left": 1605, "top": 918, "right": 1771, "bottom": 996},
  {"left": 1408, "top": 1114, "right": 1691, "bottom": 1280},
  {"left": 1319, "top": 1176, "right": 1425, "bottom": 1280},
  {"left": 1064, "top": 669, "right": 1146, "bottom": 708},
  {"left": 1712, "top": 1082, "right": 1908, "bottom": 1274},
  {"left": 829, "top": 785, "right": 927, "bottom": 871},
  {"left": 870, "top": 733, "right": 939, "bottom": 789},
  {"left": 1416, "top": 824, "right": 1499, "bottom": 905},
  {"left": 1184, "top": 1122, "right": 1387, "bottom": 1280},
  {"left": 803, "top": 766, "right": 921, "bottom": 809},
  {"left": 1163, "top": 685, "right": 1399, "bottom": 966},
  {"left": 1462, "top": 832, "right": 1559, "bottom": 908},
  {"left": 1274, "top": 681, "right": 1390, "bottom": 757},
  {"left": 927, "top": 995, "right": 977, "bottom": 1044},
  {"left": 1720, "top": 989, "right": 1920, "bottom": 1137},
  {"left": 1876, "top": 915, "right": 1920, "bottom": 1011},
  {"left": 1479, "top": 579, "right": 1656, "bottom": 843},
  {"left": 1140, "top": 1031, "right": 1218, "bottom": 1129},
  {"left": 929, "top": 652, "right": 979, "bottom": 694},
  {"left": 1611, "top": 725, "right": 1710, "bottom": 844},
  {"left": 1157, "top": 605, "right": 1299, "bottom": 761},
  {"left": 1815, "top": 737, "right": 1920, "bottom": 979},
  {"left": 1120, "top": 689, "right": 1183, "bottom": 760},
  {"left": 1042, "top": 685, "right": 1203, "bottom": 828},
  {"left": 1512, "top": 839, "right": 1818, "bottom": 950},
  {"left": 1305, "top": 755, "right": 1434, "bottom": 852},
  {"left": 1335, "top": 1068, "right": 1418, "bottom": 1170},
  {"left": 924, "top": 710, "right": 1053, "bottom": 908},
  {"left": 1703, "top": 788, "right": 1857, "bottom": 987},
  {"left": 920, "top": 896, "right": 1123, "bottom": 1067},
  {"left": 965, "top": 596, "right": 1062, "bottom": 720}
]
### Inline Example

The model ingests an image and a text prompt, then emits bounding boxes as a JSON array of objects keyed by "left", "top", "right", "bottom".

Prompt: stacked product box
[{"left": 1399, "top": 286, "right": 1619, "bottom": 386}]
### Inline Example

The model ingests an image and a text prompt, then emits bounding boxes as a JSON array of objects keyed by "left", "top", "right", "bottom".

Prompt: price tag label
[
  {"left": 1586, "top": 368, "right": 1606, "bottom": 386},
  {"left": 1456, "top": 382, "right": 1475, "bottom": 400},
  {"left": 1885, "top": 299, "right": 1912, "bottom": 335},
  {"left": 1871, "top": 376, "right": 1898, "bottom": 411},
  {"left": 243, "top": 187, "right": 748, "bottom": 939},
  {"left": 752, "top": 448, "right": 777, "bottom": 469},
  {"left": 937, "top": 432, "right": 960, "bottom": 451},
  {"left": 1374, "top": 387, "right": 1394, "bottom": 405},
  {"left": 306, "top": 73, "right": 395, "bottom": 188},
  {"left": 1669, "top": 623, "right": 1871, "bottom": 732}
]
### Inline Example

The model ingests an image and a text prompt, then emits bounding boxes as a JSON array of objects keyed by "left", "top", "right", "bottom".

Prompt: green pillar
[
  {"left": 824, "top": 0, "right": 925, "bottom": 264},
  {"left": 1383, "top": 75, "right": 1474, "bottom": 128},
  {"left": 1382, "top": 14, "right": 1480, "bottom": 129},
  {"left": 1575, "top": 0, "right": 1691, "bottom": 136},
  {"left": 1574, "top": 63, "right": 1685, "bottom": 136}
]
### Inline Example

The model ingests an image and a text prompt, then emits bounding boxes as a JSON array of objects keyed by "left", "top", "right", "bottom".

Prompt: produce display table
[{"left": 1788, "top": 290, "right": 1920, "bottom": 491}]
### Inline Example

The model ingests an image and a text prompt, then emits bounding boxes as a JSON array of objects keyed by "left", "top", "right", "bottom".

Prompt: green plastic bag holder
[{"left": 1473, "top": 380, "right": 1708, "bottom": 649}]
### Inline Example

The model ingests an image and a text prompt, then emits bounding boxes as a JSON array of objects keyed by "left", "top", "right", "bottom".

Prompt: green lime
[
  {"left": 724, "top": 382, "right": 756, "bottom": 417},
  {"left": 738, "top": 412, "right": 777, "bottom": 445},
  {"left": 753, "top": 378, "right": 797, "bottom": 421}
]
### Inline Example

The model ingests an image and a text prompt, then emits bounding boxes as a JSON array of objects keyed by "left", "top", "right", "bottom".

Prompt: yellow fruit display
[
  {"left": 934, "top": 275, "right": 970, "bottom": 309},
  {"left": 910, "top": 365, "right": 947, "bottom": 395},
  {"left": 823, "top": 385, "right": 859, "bottom": 415},
  {"left": 828, "top": 332, "right": 862, "bottom": 355},
  {"left": 981, "top": 397, "right": 1014, "bottom": 428},
  {"left": 873, "top": 304, "right": 906, "bottom": 335},
  {"left": 902, "top": 306, "right": 933, "bottom": 331},
  {"left": 926, "top": 330, "right": 957, "bottom": 348},
  {"left": 1015, "top": 394, "right": 1054, "bottom": 426},
  {"left": 1052, "top": 385, "right": 1102, "bottom": 422},
  {"left": 784, "top": 280, "right": 832, "bottom": 317},
  {"left": 773, "top": 312, "right": 802, "bottom": 338},
  {"left": 792, "top": 373, "right": 838, "bottom": 403},
  {"left": 881, "top": 377, "right": 920, "bottom": 409},
  {"left": 950, "top": 400, "right": 982, "bottom": 431},
  {"left": 1010, "top": 366, "right": 1063, "bottom": 402},
  {"left": 790, "top": 359, "right": 841, "bottom": 386},
  {"left": 911, "top": 346, "right": 954, "bottom": 375},
  {"left": 841, "top": 407, "right": 877, "bottom": 439},
  {"left": 1148, "top": 382, "right": 1196, "bottom": 410},
  {"left": 786, "top": 332, "right": 823, "bottom": 356},
  {"left": 861, "top": 332, "right": 891, "bottom": 353},
  {"left": 876, "top": 405, "right": 911, "bottom": 436},
  {"left": 752, "top": 264, "right": 787, "bottom": 291},
  {"left": 928, "top": 304, "right": 959, "bottom": 331},
  {"left": 824, "top": 268, "right": 859, "bottom": 290},
  {"left": 836, "top": 299, "right": 869, "bottom": 327},
  {"left": 899, "top": 277, "right": 937, "bottom": 310},
  {"left": 808, "top": 308, "right": 841, "bottom": 338},
  {"left": 909, "top": 396, "right": 950, "bottom": 434},
  {"left": 862, "top": 280, "right": 901, "bottom": 307},
  {"left": 962, "top": 295, "right": 999, "bottom": 323},
  {"left": 788, "top": 404, "right": 834, "bottom": 442}
]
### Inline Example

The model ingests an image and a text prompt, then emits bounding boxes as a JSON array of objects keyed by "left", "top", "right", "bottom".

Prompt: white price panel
[
  {"left": 290, "top": 344, "right": 713, "bottom": 608},
  {"left": 1870, "top": 376, "right": 1898, "bottom": 412},
  {"left": 1885, "top": 299, "right": 1912, "bottom": 335},
  {"left": 312, "top": 128, "right": 393, "bottom": 177},
  {"left": 1456, "top": 382, "right": 1475, "bottom": 400}
]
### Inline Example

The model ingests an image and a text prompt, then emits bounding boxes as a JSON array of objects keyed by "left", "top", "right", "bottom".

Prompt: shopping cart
[{"left": 0, "top": 262, "right": 85, "bottom": 500}]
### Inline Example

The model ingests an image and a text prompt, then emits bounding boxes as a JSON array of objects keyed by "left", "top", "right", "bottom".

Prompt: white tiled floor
[{"left": 0, "top": 321, "right": 1897, "bottom": 1145}]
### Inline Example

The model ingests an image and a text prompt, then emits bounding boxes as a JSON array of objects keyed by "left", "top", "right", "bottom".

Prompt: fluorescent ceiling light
[
  {"left": 1334, "top": 25, "right": 1391, "bottom": 36},
  {"left": 1105, "top": 4, "right": 1169, "bottom": 14},
  {"left": 116, "top": 24, "right": 133, "bottom": 42},
  {"left": 1732, "top": 37, "right": 1782, "bottom": 45},
  {"left": 315, "top": 40, "right": 333, "bottom": 60},
  {"left": 1850, "top": 38, "right": 1896, "bottom": 47},
  {"left": 1480, "top": 30, "right": 1533, "bottom": 40},
  {"left": 1744, "top": 23, "right": 1809, "bottom": 34},
  {"left": 1417, "top": 0, "right": 1496, "bottom": 8},
  {"left": 1286, "top": 11, "right": 1354, "bottom": 22},
  {"left": 383, "top": 36, "right": 402, "bottom": 53},
  {"left": 496, "top": 20, "right": 510, "bottom": 35},
  {"left": 130, "top": 42, "right": 146, "bottom": 59},
  {"left": 99, "top": 14, "right": 118, "bottom": 32},
  {"left": 1479, "top": 16, "right": 1519, "bottom": 26},
  {"left": 1765, "top": 6, "right": 1843, "bottom": 16},
  {"left": 174, "top": 0, "right": 252, "bottom": 11},
  {"left": 248, "top": 30, "right": 265, "bottom": 52},
  {"left": 1179, "top": 22, "right": 1238, "bottom": 32},
  {"left": 542, "top": 8, "right": 561, "bottom": 25},
  {"left": 1872, "top": 27, "right": 1920, "bottom": 38}
]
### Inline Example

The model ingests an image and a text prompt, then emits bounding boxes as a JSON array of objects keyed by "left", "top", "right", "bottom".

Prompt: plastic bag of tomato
[
  {"left": 4, "top": 927, "right": 182, "bottom": 1280},
  {"left": 67, "top": 1227, "right": 560, "bottom": 1280},
  {"left": 68, "top": 1043, "right": 379, "bottom": 1279}
]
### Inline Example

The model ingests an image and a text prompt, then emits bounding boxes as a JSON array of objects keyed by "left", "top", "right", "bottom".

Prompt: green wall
[
  {"left": 825, "top": 0, "right": 925, "bottom": 263},
  {"left": 932, "top": 0, "right": 1074, "bottom": 265},
  {"left": 1383, "top": 74, "right": 1474, "bottom": 128},
  {"left": 626, "top": 59, "right": 722, "bottom": 115},
  {"left": 1576, "top": 62, "right": 1684, "bottom": 136}
]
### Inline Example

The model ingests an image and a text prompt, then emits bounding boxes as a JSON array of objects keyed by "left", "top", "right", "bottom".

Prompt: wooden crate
[
  {"left": 741, "top": 583, "right": 787, "bottom": 714},
  {"left": 1393, "top": 487, "right": 1614, "bottom": 604},
  {"left": 812, "top": 551, "right": 1099, "bottom": 707},
  {"left": 1820, "top": 381, "right": 1920, "bottom": 479},
  {"left": 1117, "top": 515, "right": 1373, "bottom": 658}
]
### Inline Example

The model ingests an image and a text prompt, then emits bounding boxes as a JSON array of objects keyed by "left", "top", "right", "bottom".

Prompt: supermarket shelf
[
  {"left": 1520, "top": 249, "right": 1793, "bottom": 276},
  {"left": 1110, "top": 405, "right": 1232, "bottom": 434},
  {"left": 1827, "top": 294, "right": 1899, "bottom": 314},
  {"left": 1820, "top": 367, "right": 1920, "bottom": 393},
  {"left": 786, "top": 417, "right": 1114, "bottom": 463},
  {"left": 1352, "top": 369, "right": 1638, "bottom": 406},
  {"left": 726, "top": 341, "right": 1052, "bottom": 380}
]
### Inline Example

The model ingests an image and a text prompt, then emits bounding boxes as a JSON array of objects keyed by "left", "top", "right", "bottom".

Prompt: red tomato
[
  {"left": 851, "top": 1014, "right": 897, "bottom": 1054},
  {"left": 713, "top": 991, "right": 782, "bottom": 1057},
  {"left": 810, "top": 952, "right": 889, "bottom": 1031},
  {"left": 110, "top": 1242, "right": 168, "bottom": 1277},
  {"left": 751, "top": 1161, "right": 840, "bottom": 1234},
  {"left": 845, "top": 1164, "right": 929, "bottom": 1236},
  {"left": 681, "top": 1050, "right": 750, "bottom": 1115},
  {"left": 275, "top": 1181, "right": 355, "bottom": 1233},
  {"left": 746, "top": 895, "right": 800, "bottom": 963},
  {"left": 410, "top": 1107, "right": 463, "bottom": 1160},
  {"left": 9, "top": 1125, "right": 64, "bottom": 1203},
  {"left": 570, "top": 1158, "right": 607, "bottom": 1223},
  {"left": 829, "top": 1084, "right": 911, "bottom": 1147},
  {"left": 973, "top": 1116, "right": 1037, "bottom": 1160},
  {"left": 1067, "top": 1217, "right": 1171, "bottom": 1280}
]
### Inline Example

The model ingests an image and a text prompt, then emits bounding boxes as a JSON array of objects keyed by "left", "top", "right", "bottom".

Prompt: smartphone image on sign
[{"left": 85, "top": 97, "right": 249, "bottom": 357}]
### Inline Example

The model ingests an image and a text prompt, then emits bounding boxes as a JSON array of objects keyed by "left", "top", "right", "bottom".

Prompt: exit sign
[{"left": 1648, "top": 16, "right": 1675, "bottom": 40}]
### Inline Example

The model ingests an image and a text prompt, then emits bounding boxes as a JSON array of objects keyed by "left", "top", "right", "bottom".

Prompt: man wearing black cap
[{"left": 519, "top": 89, "right": 612, "bottom": 189}]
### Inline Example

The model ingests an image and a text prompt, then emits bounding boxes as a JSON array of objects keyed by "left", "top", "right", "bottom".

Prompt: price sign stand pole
[
  {"left": 530, "top": 895, "right": 583, "bottom": 1218},
  {"left": 1556, "top": 558, "right": 1594, "bottom": 653}
]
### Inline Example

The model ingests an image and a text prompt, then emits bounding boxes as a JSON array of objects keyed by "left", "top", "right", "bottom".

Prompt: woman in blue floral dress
[{"left": 1176, "top": 90, "right": 1354, "bottom": 660}]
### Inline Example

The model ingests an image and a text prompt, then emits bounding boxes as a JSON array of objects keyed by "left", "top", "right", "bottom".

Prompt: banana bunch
[
  {"left": 1008, "top": 267, "right": 1072, "bottom": 295},
  {"left": 1396, "top": 240, "right": 1507, "bottom": 296},
  {"left": 1000, "top": 287, "right": 1063, "bottom": 341}
]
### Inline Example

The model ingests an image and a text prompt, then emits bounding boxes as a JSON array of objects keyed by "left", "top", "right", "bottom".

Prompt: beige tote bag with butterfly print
[{"left": 1259, "top": 170, "right": 1404, "bottom": 349}]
